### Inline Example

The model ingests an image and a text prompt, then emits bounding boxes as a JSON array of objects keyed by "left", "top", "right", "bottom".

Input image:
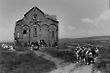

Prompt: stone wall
[{"left": 14, "top": 7, "right": 59, "bottom": 47}]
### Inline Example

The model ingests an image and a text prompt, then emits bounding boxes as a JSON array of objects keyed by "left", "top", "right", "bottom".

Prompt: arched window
[
  {"left": 23, "top": 30, "right": 27, "bottom": 34},
  {"left": 34, "top": 27, "right": 37, "bottom": 37},
  {"left": 52, "top": 31, "right": 54, "bottom": 38}
]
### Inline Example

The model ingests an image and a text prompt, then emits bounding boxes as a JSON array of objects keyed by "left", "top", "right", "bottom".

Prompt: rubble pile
[{"left": 1, "top": 43, "right": 15, "bottom": 51}]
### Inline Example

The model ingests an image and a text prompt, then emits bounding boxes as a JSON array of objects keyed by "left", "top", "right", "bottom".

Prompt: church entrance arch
[{"left": 30, "top": 24, "right": 41, "bottom": 43}]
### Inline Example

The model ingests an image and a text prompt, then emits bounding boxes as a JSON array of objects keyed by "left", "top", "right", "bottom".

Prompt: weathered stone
[{"left": 14, "top": 7, "right": 59, "bottom": 47}]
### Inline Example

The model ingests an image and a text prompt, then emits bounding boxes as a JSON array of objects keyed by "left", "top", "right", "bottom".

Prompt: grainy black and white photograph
[{"left": 0, "top": 0, "right": 110, "bottom": 73}]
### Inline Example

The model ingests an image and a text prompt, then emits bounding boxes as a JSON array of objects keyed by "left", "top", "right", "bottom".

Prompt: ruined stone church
[{"left": 14, "top": 7, "right": 59, "bottom": 47}]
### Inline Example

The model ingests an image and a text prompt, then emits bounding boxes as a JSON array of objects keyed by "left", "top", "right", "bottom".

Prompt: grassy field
[
  {"left": 0, "top": 50, "right": 56, "bottom": 73},
  {"left": 44, "top": 36, "right": 110, "bottom": 72},
  {"left": 0, "top": 36, "right": 110, "bottom": 73}
]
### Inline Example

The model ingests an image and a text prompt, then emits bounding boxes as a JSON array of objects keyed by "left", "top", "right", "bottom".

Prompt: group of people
[
  {"left": 71, "top": 45, "right": 99, "bottom": 65},
  {"left": 26, "top": 40, "right": 47, "bottom": 50}
]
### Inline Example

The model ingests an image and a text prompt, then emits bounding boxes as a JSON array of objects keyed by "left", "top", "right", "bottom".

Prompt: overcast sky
[{"left": 0, "top": 0, "right": 110, "bottom": 42}]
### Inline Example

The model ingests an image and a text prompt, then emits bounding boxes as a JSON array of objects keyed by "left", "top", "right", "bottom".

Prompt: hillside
[{"left": 59, "top": 36, "right": 110, "bottom": 46}]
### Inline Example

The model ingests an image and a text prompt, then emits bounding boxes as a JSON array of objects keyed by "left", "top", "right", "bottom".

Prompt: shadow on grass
[
  {"left": 0, "top": 51, "right": 56, "bottom": 73},
  {"left": 43, "top": 48, "right": 76, "bottom": 63}
]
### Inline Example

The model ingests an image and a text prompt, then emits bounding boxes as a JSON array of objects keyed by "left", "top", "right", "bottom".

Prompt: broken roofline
[{"left": 24, "top": 6, "right": 59, "bottom": 23}]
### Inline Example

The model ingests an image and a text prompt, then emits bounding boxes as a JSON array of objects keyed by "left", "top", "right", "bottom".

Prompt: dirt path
[
  {"left": 49, "top": 64, "right": 93, "bottom": 73},
  {"left": 34, "top": 50, "right": 64, "bottom": 68},
  {"left": 34, "top": 50, "right": 95, "bottom": 73}
]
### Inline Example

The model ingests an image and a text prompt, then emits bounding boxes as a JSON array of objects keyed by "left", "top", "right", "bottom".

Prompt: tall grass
[{"left": 0, "top": 51, "right": 56, "bottom": 73}]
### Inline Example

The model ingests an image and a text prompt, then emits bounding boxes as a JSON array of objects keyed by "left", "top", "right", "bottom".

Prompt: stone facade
[{"left": 14, "top": 7, "right": 59, "bottom": 47}]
